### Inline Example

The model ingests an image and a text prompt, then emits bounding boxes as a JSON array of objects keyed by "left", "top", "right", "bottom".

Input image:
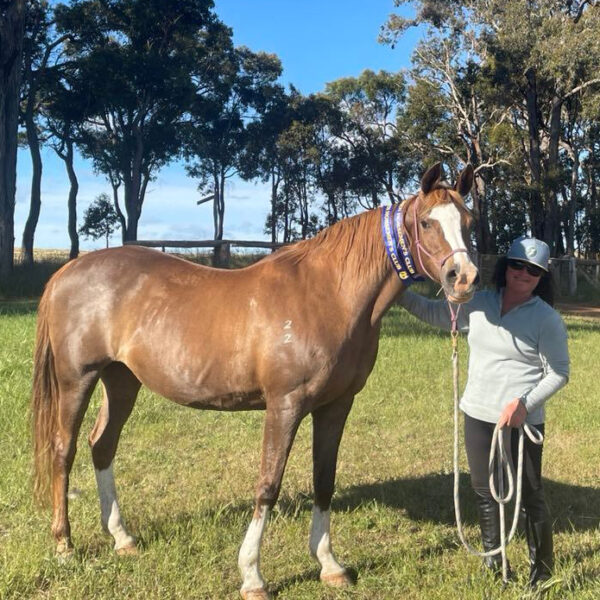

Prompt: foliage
[
  {"left": 79, "top": 193, "right": 120, "bottom": 247},
  {"left": 183, "top": 45, "right": 283, "bottom": 240},
  {"left": 382, "top": 0, "right": 600, "bottom": 257},
  {"left": 53, "top": 0, "right": 231, "bottom": 241}
]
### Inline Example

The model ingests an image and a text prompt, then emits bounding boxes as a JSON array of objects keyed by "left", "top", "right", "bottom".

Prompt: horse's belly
[
  {"left": 185, "top": 390, "right": 266, "bottom": 411},
  {"left": 136, "top": 373, "right": 265, "bottom": 411}
]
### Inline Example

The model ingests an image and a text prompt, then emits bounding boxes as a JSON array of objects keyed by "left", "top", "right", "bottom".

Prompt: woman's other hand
[{"left": 497, "top": 398, "right": 527, "bottom": 428}]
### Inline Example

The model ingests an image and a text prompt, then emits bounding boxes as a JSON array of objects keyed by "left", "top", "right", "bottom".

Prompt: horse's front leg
[
  {"left": 310, "top": 394, "right": 355, "bottom": 587},
  {"left": 238, "top": 402, "right": 303, "bottom": 600}
]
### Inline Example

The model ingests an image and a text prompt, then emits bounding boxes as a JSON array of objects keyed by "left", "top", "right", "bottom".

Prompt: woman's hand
[{"left": 497, "top": 398, "right": 527, "bottom": 428}]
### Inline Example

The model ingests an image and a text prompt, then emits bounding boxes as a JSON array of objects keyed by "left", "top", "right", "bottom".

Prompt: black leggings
[{"left": 464, "top": 413, "right": 550, "bottom": 522}]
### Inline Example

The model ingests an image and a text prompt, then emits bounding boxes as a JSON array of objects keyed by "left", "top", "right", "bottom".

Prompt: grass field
[{"left": 0, "top": 302, "right": 599, "bottom": 599}]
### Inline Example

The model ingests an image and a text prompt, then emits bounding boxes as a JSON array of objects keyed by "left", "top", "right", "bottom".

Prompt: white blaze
[{"left": 429, "top": 203, "right": 474, "bottom": 268}]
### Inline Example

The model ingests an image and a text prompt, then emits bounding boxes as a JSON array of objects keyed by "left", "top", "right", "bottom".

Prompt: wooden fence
[{"left": 125, "top": 239, "right": 285, "bottom": 267}]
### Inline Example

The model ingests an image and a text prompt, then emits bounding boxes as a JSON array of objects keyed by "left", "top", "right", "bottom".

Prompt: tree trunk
[
  {"left": 124, "top": 210, "right": 139, "bottom": 242},
  {"left": 471, "top": 170, "right": 495, "bottom": 254},
  {"left": 564, "top": 144, "right": 580, "bottom": 255},
  {"left": 524, "top": 68, "right": 545, "bottom": 240},
  {"left": 211, "top": 172, "right": 225, "bottom": 241},
  {"left": 62, "top": 141, "right": 80, "bottom": 259},
  {"left": 218, "top": 170, "right": 225, "bottom": 239},
  {"left": 0, "top": 0, "right": 25, "bottom": 281},
  {"left": 543, "top": 97, "right": 563, "bottom": 254},
  {"left": 111, "top": 182, "right": 126, "bottom": 243},
  {"left": 22, "top": 107, "right": 42, "bottom": 265},
  {"left": 271, "top": 169, "right": 278, "bottom": 244}
]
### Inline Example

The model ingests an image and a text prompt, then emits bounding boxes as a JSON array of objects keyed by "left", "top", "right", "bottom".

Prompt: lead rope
[{"left": 448, "top": 301, "right": 544, "bottom": 584}]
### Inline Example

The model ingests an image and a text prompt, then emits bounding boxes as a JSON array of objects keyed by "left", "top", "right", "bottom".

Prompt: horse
[{"left": 32, "top": 163, "right": 478, "bottom": 599}]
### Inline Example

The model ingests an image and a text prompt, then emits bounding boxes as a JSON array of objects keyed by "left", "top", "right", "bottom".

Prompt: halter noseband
[{"left": 382, "top": 194, "right": 469, "bottom": 283}]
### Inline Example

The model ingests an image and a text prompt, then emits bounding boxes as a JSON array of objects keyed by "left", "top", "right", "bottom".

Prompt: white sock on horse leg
[
  {"left": 94, "top": 463, "right": 136, "bottom": 551},
  {"left": 309, "top": 506, "right": 345, "bottom": 576},
  {"left": 238, "top": 504, "right": 269, "bottom": 592}
]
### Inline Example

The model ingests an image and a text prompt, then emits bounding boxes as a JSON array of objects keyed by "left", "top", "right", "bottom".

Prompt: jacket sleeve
[
  {"left": 397, "top": 289, "right": 471, "bottom": 332},
  {"left": 520, "top": 311, "right": 570, "bottom": 413}
]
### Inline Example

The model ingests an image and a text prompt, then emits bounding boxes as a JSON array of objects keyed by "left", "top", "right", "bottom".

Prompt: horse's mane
[{"left": 267, "top": 209, "right": 388, "bottom": 281}]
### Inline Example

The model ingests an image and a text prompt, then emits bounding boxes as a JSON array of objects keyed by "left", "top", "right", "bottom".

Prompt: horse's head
[{"left": 404, "top": 163, "right": 479, "bottom": 303}]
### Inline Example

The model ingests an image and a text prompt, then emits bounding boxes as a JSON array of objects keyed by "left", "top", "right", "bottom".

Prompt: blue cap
[{"left": 507, "top": 236, "right": 550, "bottom": 272}]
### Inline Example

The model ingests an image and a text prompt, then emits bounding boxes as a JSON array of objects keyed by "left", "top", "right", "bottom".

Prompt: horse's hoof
[
  {"left": 56, "top": 538, "right": 74, "bottom": 562},
  {"left": 240, "top": 588, "right": 271, "bottom": 600},
  {"left": 321, "top": 570, "right": 353, "bottom": 587},
  {"left": 116, "top": 544, "right": 138, "bottom": 556}
]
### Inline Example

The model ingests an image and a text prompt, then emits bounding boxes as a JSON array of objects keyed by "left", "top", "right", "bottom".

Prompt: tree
[
  {"left": 0, "top": 0, "right": 26, "bottom": 280},
  {"left": 184, "top": 46, "right": 283, "bottom": 240},
  {"left": 20, "top": 0, "right": 72, "bottom": 265},
  {"left": 79, "top": 193, "right": 119, "bottom": 248},
  {"left": 55, "top": 0, "right": 229, "bottom": 242},
  {"left": 382, "top": 0, "right": 600, "bottom": 255},
  {"left": 325, "top": 70, "right": 411, "bottom": 208},
  {"left": 239, "top": 85, "right": 291, "bottom": 243}
]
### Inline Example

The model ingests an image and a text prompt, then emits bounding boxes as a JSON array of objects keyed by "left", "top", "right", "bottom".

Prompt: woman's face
[{"left": 505, "top": 260, "right": 543, "bottom": 296}]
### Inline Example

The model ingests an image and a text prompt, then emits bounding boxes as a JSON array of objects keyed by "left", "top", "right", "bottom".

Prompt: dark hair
[{"left": 492, "top": 256, "right": 555, "bottom": 307}]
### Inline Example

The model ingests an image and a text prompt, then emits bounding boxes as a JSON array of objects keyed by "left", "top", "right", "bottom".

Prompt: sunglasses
[{"left": 507, "top": 259, "right": 545, "bottom": 277}]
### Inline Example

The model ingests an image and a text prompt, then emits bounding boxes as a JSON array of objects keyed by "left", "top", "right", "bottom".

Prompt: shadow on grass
[
  {"left": 335, "top": 473, "right": 600, "bottom": 534},
  {"left": 0, "top": 299, "right": 39, "bottom": 316}
]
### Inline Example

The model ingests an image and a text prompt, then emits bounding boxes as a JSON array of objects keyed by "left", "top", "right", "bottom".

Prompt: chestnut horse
[{"left": 32, "top": 163, "right": 478, "bottom": 599}]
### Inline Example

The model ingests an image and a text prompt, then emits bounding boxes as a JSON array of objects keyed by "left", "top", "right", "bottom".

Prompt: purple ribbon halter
[
  {"left": 382, "top": 197, "right": 469, "bottom": 284},
  {"left": 381, "top": 204, "right": 424, "bottom": 284}
]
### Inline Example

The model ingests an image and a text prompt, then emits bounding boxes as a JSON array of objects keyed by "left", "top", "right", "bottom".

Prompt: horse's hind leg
[
  {"left": 88, "top": 362, "right": 140, "bottom": 554},
  {"left": 51, "top": 375, "right": 98, "bottom": 558},
  {"left": 310, "top": 394, "right": 354, "bottom": 587}
]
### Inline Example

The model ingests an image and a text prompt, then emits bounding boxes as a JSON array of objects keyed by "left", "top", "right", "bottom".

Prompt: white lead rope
[{"left": 449, "top": 315, "right": 544, "bottom": 584}]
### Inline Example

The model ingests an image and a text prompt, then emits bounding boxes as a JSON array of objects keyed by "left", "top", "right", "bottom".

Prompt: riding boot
[
  {"left": 524, "top": 515, "right": 554, "bottom": 588},
  {"left": 475, "top": 494, "right": 512, "bottom": 579}
]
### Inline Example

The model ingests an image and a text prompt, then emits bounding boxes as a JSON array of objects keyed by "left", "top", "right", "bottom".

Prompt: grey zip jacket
[{"left": 398, "top": 289, "right": 569, "bottom": 425}]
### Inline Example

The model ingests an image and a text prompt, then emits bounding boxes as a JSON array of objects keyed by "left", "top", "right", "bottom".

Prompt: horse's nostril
[
  {"left": 447, "top": 269, "right": 457, "bottom": 283},
  {"left": 474, "top": 273, "right": 480, "bottom": 286}
]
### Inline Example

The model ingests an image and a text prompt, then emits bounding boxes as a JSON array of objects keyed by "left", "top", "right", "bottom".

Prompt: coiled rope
[{"left": 448, "top": 302, "right": 544, "bottom": 584}]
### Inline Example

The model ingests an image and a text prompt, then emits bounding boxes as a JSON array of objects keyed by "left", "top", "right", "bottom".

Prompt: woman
[{"left": 398, "top": 236, "right": 569, "bottom": 587}]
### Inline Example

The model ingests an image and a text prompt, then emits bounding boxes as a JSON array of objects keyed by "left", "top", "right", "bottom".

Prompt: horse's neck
[{"left": 314, "top": 229, "right": 401, "bottom": 326}]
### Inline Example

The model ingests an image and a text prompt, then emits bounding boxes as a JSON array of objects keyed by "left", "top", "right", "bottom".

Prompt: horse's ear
[
  {"left": 455, "top": 164, "right": 474, "bottom": 197},
  {"left": 421, "top": 162, "right": 443, "bottom": 195}
]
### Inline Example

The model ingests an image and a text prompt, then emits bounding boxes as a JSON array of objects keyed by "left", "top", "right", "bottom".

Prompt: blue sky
[{"left": 15, "top": 0, "right": 420, "bottom": 250}]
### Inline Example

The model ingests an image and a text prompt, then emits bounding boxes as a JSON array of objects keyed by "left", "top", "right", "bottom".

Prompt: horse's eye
[{"left": 420, "top": 220, "right": 430, "bottom": 229}]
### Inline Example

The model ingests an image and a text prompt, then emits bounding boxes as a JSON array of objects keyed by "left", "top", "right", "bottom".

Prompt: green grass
[{"left": 0, "top": 303, "right": 599, "bottom": 599}]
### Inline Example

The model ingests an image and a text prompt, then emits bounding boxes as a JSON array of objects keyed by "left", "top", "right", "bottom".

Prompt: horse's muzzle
[{"left": 441, "top": 260, "right": 479, "bottom": 304}]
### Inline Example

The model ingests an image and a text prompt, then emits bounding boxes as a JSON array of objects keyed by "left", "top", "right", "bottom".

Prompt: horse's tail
[{"left": 31, "top": 292, "right": 59, "bottom": 506}]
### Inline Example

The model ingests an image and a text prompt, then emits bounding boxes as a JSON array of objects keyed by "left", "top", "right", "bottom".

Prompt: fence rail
[{"left": 125, "top": 239, "right": 286, "bottom": 267}]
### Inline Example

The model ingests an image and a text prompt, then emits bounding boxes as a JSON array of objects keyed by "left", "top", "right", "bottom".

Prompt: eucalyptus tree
[
  {"left": 391, "top": 28, "right": 510, "bottom": 253},
  {"left": 382, "top": 0, "right": 600, "bottom": 254},
  {"left": 325, "top": 70, "right": 410, "bottom": 209},
  {"left": 240, "top": 85, "right": 291, "bottom": 243},
  {"left": 20, "top": 0, "right": 73, "bottom": 264},
  {"left": 0, "top": 0, "right": 26, "bottom": 279},
  {"left": 54, "top": 0, "right": 228, "bottom": 242},
  {"left": 184, "top": 46, "right": 283, "bottom": 240},
  {"left": 42, "top": 61, "right": 89, "bottom": 259},
  {"left": 273, "top": 116, "right": 320, "bottom": 241}
]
